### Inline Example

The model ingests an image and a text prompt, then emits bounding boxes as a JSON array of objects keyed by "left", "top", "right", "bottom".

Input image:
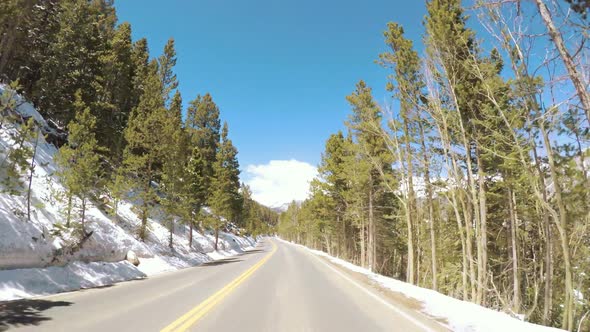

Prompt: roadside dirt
[{"left": 317, "top": 255, "right": 451, "bottom": 331}]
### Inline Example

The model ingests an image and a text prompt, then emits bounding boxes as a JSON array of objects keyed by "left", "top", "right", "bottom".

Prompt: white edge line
[{"left": 300, "top": 245, "right": 440, "bottom": 332}]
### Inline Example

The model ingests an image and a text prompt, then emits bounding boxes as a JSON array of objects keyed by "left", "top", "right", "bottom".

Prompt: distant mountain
[{"left": 270, "top": 201, "right": 302, "bottom": 213}]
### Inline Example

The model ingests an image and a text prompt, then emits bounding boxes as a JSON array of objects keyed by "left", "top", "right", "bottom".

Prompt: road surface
[{"left": 1, "top": 239, "right": 447, "bottom": 332}]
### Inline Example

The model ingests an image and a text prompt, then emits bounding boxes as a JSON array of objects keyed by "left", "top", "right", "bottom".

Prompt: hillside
[{"left": 0, "top": 85, "right": 256, "bottom": 300}]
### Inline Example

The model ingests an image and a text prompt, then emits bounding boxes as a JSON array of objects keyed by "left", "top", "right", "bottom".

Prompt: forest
[
  {"left": 0, "top": 0, "right": 278, "bottom": 251},
  {"left": 277, "top": 0, "right": 589, "bottom": 330}
]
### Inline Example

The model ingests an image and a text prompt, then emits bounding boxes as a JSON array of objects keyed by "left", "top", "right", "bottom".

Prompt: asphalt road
[{"left": 1, "top": 239, "right": 447, "bottom": 332}]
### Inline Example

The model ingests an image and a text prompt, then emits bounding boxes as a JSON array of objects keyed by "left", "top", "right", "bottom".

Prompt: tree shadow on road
[
  {"left": 240, "top": 249, "right": 266, "bottom": 255},
  {"left": 200, "top": 258, "right": 243, "bottom": 267},
  {"left": 0, "top": 299, "right": 72, "bottom": 331}
]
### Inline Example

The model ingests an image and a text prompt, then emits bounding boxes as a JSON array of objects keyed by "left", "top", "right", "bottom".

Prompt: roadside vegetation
[{"left": 278, "top": 1, "right": 589, "bottom": 330}]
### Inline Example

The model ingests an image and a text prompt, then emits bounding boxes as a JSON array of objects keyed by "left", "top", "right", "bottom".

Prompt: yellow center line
[{"left": 161, "top": 240, "right": 278, "bottom": 332}]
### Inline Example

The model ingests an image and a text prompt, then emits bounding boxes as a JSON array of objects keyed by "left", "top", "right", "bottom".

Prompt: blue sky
[
  {"left": 114, "top": 1, "right": 426, "bottom": 164},
  {"left": 114, "top": 0, "right": 428, "bottom": 206}
]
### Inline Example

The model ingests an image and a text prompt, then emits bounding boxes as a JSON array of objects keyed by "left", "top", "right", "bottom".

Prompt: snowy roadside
[
  {"left": 277, "top": 238, "right": 564, "bottom": 332},
  {"left": 0, "top": 84, "right": 257, "bottom": 302},
  {"left": 0, "top": 234, "right": 256, "bottom": 301}
]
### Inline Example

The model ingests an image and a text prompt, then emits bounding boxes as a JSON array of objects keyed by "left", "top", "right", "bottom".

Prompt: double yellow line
[{"left": 161, "top": 241, "right": 278, "bottom": 332}]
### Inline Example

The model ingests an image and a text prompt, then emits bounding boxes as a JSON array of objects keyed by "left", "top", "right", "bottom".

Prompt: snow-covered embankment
[{"left": 0, "top": 85, "right": 256, "bottom": 301}]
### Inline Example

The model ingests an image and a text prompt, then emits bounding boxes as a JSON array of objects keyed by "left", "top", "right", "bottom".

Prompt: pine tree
[
  {"left": 97, "top": 21, "right": 136, "bottom": 162},
  {"left": 345, "top": 80, "right": 394, "bottom": 273},
  {"left": 122, "top": 60, "right": 168, "bottom": 241},
  {"left": 55, "top": 91, "right": 102, "bottom": 233},
  {"left": 130, "top": 38, "right": 150, "bottom": 104},
  {"left": 35, "top": 0, "right": 113, "bottom": 127},
  {"left": 185, "top": 93, "right": 221, "bottom": 244},
  {"left": 240, "top": 183, "right": 256, "bottom": 234},
  {"left": 1, "top": 117, "right": 35, "bottom": 195},
  {"left": 185, "top": 145, "right": 207, "bottom": 248},
  {"left": 161, "top": 91, "right": 188, "bottom": 249},
  {"left": 186, "top": 93, "right": 221, "bottom": 186},
  {"left": 317, "top": 131, "right": 351, "bottom": 258},
  {"left": 209, "top": 122, "right": 241, "bottom": 250},
  {"left": 0, "top": 0, "right": 61, "bottom": 94},
  {"left": 158, "top": 38, "right": 179, "bottom": 106},
  {"left": 380, "top": 22, "right": 438, "bottom": 288}
]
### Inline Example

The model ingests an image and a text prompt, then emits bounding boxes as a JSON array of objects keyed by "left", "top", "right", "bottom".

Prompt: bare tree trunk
[
  {"left": 26, "top": 129, "right": 39, "bottom": 221},
  {"left": 418, "top": 121, "right": 437, "bottom": 291},
  {"left": 535, "top": 0, "right": 590, "bottom": 124},
  {"left": 140, "top": 167, "right": 152, "bottom": 242},
  {"left": 403, "top": 118, "right": 416, "bottom": 285},
  {"left": 532, "top": 139, "right": 554, "bottom": 325},
  {"left": 368, "top": 177, "right": 375, "bottom": 271},
  {"left": 169, "top": 218, "right": 174, "bottom": 249},
  {"left": 451, "top": 194, "right": 469, "bottom": 300},
  {"left": 214, "top": 227, "right": 219, "bottom": 251},
  {"left": 540, "top": 121, "right": 574, "bottom": 331},
  {"left": 81, "top": 197, "right": 86, "bottom": 234},
  {"left": 476, "top": 149, "right": 488, "bottom": 305},
  {"left": 448, "top": 80, "right": 481, "bottom": 303},
  {"left": 189, "top": 220, "right": 193, "bottom": 249},
  {"left": 424, "top": 68, "right": 470, "bottom": 298},
  {"left": 508, "top": 185, "right": 521, "bottom": 313},
  {"left": 360, "top": 216, "right": 366, "bottom": 268},
  {"left": 66, "top": 192, "right": 72, "bottom": 228}
]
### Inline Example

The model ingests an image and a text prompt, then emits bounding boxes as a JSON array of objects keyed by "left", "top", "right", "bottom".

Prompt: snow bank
[
  {"left": 0, "top": 86, "right": 257, "bottom": 300},
  {"left": 279, "top": 239, "right": 564, "bottom": 332},
  {"left": 0, "top": 261, "right": 145, "bottom": 301}
]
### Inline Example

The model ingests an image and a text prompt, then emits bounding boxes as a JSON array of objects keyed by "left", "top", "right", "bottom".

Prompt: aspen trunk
[
  {"left": 66, "top": 193, "right": 72, "bottom": 228},
  {"left": 532, "top": 140, "right": 553, "bottom": 324},
  {"left": 81, "top": 197, "right": 86, "bottom": 234},
  {"left": 476, "top": 149, "right": 488, "bottom": 305},
  {"left": 368, "top": 178, "right": 375, "bottom": 271},
  {"left": 535, "top": 0, "right": 590, "bottom": 124},
  {"left": 214, "top": 227, "right": 219, "bottom": 251},
  {"left": 403, "top": 118, "right": 416, "bottom": 285},
  {"left": 419, "top": 121, "right": 437, "bottom": 290},
  {"left": 27, "top": 129, "right": 39, "bottom": 221},
  {"left": 540, "top": 121, "right": 574, "bottom": 331},
  {"left": 360, "top": 217, "right": 366, "bottom": 268},
  {"left": 189, "top": 220, "right": 193, "bottom": 248},
  {"left": 508, "top": 186, "right": 521, "bottom": 313}
]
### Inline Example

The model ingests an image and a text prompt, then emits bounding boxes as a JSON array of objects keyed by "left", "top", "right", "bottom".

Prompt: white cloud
[{"left": 244, "top": 159, "right": 317, "bottom": 208}]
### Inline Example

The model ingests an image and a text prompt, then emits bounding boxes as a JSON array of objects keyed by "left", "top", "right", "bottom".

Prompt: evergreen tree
[
  {"left": 186, "top": 93, "right": 221, "bottom": 187},
  {"left": 317, "top": 131, "right": 351, "bottom": 258},
  {"left": 209, "top": 122, "right": 240, "bottom": 250},
  {"left": 345, "top": 80, "right": 394, "bottom": 272},
  {"left": 35, "top": 0, "right": 114, "bottom": 127},
  {"left": 160, "top": 91, "right": 188, "bottom": 249},
  {"left": 240, "top": 183, "right": 256, "bottom": 234},
  {"left": 55, "top": 90, "right": 102, "bottom": 233},
  {"left": 97, "top": 21, "right": 136, "bottom": 162},
  {"left": 0, "top": 0, "right": 61, "bottom": 95},
  {"left": 158, "top": 38, "right": 179, "bottom": 106},
  {"left": 122, "top": 59, "right": 168, "bottom": 241},
  {"left": 1, "top": 117, "right": 35, "bottom": 195},
  {"left": 184, "top": 93, "right": 221, "bottom": 244},
  {"left": 184, "top": 144, "right": 207, "bottom": 248},
  {"left": 130, "top": 38, "right": 150, "bottom": 104}
]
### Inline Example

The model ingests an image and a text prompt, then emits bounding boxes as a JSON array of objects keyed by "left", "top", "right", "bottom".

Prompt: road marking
[
  {"left": 161, "top": 241, "right": 278, "bottom": 332},
  {"left": 305, "top": 248, "right": 441, "bottom": 332}
]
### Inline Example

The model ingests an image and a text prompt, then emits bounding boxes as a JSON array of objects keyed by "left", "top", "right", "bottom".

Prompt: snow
[
  {"left": 278, "top": 238, "right": 565, "bottom": 332},
  {"left": 0, "top": 261, "right": 145, "bottom": 301},
  {"left": 0, "top": 85, "right": 257, "bottom": 301}
]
